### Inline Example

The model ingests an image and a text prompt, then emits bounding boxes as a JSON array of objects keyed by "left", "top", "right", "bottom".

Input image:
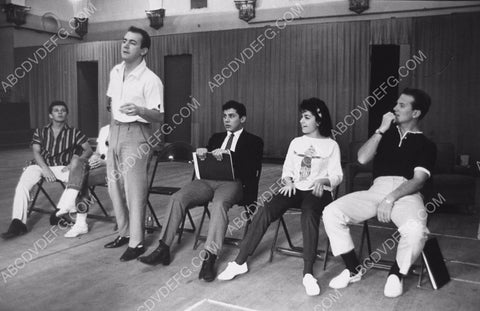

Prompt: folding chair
[
  {"left": 359, "top": 220, "right": 431, "bottom": 288},
  {"left": 27, "top": 178, "right": 65, "bottom": 216},
  {"left": 268, "top": 190, "right": 338, "bottom": 270},
  {"left": 28, "top": 177, "right": 114, "bottom": 223},
  {"left": 87, "top": 184, "right": 115, "bottom": 222},
  {"left": 192, "top": 166, "right": 262, "bottom": 250},
  {"left": 146, "top": 142, "right": 197, "bottom": 241}
]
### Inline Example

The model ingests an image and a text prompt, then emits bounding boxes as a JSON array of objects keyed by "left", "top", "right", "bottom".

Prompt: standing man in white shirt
[{"left": 103, "top": 26, "right": 164, "bottom": 261}]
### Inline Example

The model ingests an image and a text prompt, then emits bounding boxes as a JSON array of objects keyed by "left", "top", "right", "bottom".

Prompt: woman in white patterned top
[{"left": 218, "top": 98, "right": 343, "bottom": 297}]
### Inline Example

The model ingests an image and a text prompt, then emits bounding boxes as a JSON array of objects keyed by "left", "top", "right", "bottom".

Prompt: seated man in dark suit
[{"left": 139, "top": 100, "right": 264, "bottom": 282}]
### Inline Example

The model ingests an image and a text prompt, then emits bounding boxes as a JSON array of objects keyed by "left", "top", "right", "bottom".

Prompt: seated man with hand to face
[
  {"left": 55, "top": 125, "right": 110, "bottom": 238},
  {"left": 2, "top": 101, "right": 92, "bottom": 239},
  {"left": 138, "top": 100, "right": 264, "bottom": 282},
  {"left": 322, "top": 88, "right": 436, "bottom": 298}
]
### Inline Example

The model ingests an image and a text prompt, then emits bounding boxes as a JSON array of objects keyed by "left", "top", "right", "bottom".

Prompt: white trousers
[
  {"left": 323, "top": 176, "right": 428, "bottom": 274},
  {"left": 12, "top": 165, "right": 69, "bottom": 224}
]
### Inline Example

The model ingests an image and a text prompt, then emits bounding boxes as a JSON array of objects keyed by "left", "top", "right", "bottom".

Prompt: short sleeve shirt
[
  {"left": 96, "top": 125, "right": 110, "bottom": 158},
  {"left": 373, "top": 126, "right": 437, "bottom": 180},
  {"left": 106, "top": 60, "right": 164, "bottom": 123},
  {"left": 31, "top": 124, "right": 88, "bottom": 166}
]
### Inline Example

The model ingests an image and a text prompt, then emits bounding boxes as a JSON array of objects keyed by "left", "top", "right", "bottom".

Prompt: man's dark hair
[
  {"left": 127, "top": 26, "right": 151, "bottom": 50},
  {"left": 222, "top": 100, "right": 246, "bottom": 118},
  {"left": 402, "top": 88, "right": 431, "bottom": 120},
  {"left": 49, "top": 101, "right": 69, "bottom": 114},
  {"left": 299, "top": 97, "right": 333, "bottom": 138}
]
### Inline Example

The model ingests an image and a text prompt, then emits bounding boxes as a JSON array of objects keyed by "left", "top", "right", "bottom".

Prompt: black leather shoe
[
  {"left": 120, "top": 245, "right": 146, "bottom": 261},
  {"left": 199, "top": 251, "right": 217, "bottom": 282},
  {"left": 104, "top": 236, "right": 130, "bottom": 248},
  {"left": 1, "top": 219, "right": 27, "bottom": 239},
  {"left": 138, "top": 241, "right": 170, "bottom": 266}
]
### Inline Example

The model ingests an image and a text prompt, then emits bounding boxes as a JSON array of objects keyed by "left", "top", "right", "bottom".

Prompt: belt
[{"left": 113, "top": 120, "right": 150, "bottom": 125}]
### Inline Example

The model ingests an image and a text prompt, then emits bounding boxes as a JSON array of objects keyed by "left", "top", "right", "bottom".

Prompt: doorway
[
  {"left": 164, "top": 55, "right": 192, "bottom": 143},
  {"left": 77, "top": 61, "right": 98, "bottom": 137},
  {"left": 368, "top": 45, "right": 400, "bottom": 136}
]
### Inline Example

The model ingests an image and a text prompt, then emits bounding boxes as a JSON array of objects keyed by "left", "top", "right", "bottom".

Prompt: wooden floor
[{"left": 0, "top": 147, "right": 479, "bottom": 311}]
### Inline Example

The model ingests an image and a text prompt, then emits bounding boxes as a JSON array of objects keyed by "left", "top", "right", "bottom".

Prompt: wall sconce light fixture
[
  {"left": 349, "top": 0, "right": 369, "bottom": 14},
  {"left": 3, "top": 3, "right": 31, "bottom": 26},
  {"left": 74, "top": 17, "right": 88, "bottom": 38},
  {"left": 234, "top": 0, "right": 256, "bottom": 22},
  {"left": 145, "top": 8, "right": 165, "bottom": 30}
]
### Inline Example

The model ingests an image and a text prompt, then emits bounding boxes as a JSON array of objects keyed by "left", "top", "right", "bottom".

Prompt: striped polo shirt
[{"left": 31, "top": 123, "right": 88, "bottom": 166}]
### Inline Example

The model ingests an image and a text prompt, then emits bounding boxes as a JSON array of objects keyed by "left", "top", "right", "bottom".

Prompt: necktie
[{"left": 225, "top": 133, "right": 234, "bottom": 150}]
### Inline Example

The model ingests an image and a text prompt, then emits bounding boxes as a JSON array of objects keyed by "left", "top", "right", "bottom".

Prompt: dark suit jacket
[{"left": 206, "top": 130, "right": 264, "bottom": 205}]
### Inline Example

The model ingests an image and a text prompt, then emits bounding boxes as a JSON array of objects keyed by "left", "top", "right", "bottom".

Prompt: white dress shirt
[
  {"left": 220, "top": 128, "right": 244, "bottom": 152},
  {"left": 106, "top": 60, "right": 164, "bottom": 123},
  {"left": 96, "top": 125, "right": 110, "bottom": 159}
]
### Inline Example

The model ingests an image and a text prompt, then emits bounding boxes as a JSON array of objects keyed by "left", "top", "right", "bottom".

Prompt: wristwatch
[
  {"left": 385, "top": 198, "right": 394, "bottom": 205},
  {"left": 375, "top": 128, "right": 384, "bottom": 136}
]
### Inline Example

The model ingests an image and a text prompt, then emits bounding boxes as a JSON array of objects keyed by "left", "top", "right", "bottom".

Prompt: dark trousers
[
  {"left": 236, "top": 190, "right": 332, "bottom": 272},
  {"left": 65, "top": 157, "right": 107, "bottom": 213}
]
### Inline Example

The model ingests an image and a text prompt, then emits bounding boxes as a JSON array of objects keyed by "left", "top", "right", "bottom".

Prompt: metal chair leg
[
  {"left": 148, "top": 204, "right": 161, "bottom": 228},
  {"left": 178, "top": 208, "right": 198, "bottom": 244},
  {"left": 365, "top": 222, "right": 372, "bottom": 255},
  {"left": 89, "top": 187, "right": 109, "bottom": 217},
  {"left": 359, "top": 221, "right": 370, "bottom": 258},
  {"left": 281, "top": 217, "right": 295, "bottom": 249},
  {"left": 193, "top": 204, "right": 209, "bottom": 250},
  {"left": 187, "top": 209, "right": 196, "bottom": 231},
  {"left": 27, "top": 181, "right": 43, "bottom": 216},
  {"left": 178, "top": 208, "right": 188, "bottom": 244},
  {"left": 417, "top": 252, "right": 426, "bottom": 288},
  {"left": 323, "top": 239, "right": 331, "bottom": 271},
  {"left": 242, "top": 219, "right": 251, "bottom": 240},
  {"left": 40, "top": 186, "right": 57, "bottom": 209},
  {"left": 269, "top": 218, "right": 282, "bottom": 262},
  {"left": 178, "top": 209, "right": 196, "bottom": 244}
]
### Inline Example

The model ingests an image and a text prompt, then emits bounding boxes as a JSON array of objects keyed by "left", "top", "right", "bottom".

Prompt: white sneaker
[
  {"left": 384, "top": 275, "right": 403, "bottom": 298},
  {"left": 302, "top": 274, "right": 320, "bottom": 296},
  {"left": 329, "top": 269, "right": 362, "bottom": 289},
  {"left": 217, "top": 261, "right": 248, "bottom": 280},
  {"left": 64, "top": 223, "right": 88, "bottom": 238}
]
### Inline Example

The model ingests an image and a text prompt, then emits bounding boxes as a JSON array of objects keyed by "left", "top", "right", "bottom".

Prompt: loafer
[
  {"left": 329, "top": 269, "right": 362, "bottom": 289},
  {"left": 218, "top": 261, "right": 248, "bottom": 281},
  {"left": 104, "top": 236, "right": 130, "bottom": 248},
  {"left": 303, "top": 274, "right": 321, "bottom": 296},
  {"left": 1, "top": 219, "right": 27, "bottom": 239},
  {"left": 138, "top": 242, "right": 170, "bottom": 266},
  {"left": 199, "top": 251, "right": 217, "bottom": 282},
  {"left": 120, "top": 245, "right": 146, "bottom": 261},
  {"left": 384, "top": 275, "right": 403, "bottom": 298},
  {"left": 64, "top": 223, "right": 88, "bottom": 238}
]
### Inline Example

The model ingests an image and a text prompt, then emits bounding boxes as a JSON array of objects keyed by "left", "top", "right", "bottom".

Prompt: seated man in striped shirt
[{"left": 1, "top": 101, "right": 92, "bottom": 239}]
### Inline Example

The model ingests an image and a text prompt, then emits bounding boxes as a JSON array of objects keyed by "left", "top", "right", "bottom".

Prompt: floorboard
[{"left": 0, "top": 148, "right": 479, "bottom": 311}]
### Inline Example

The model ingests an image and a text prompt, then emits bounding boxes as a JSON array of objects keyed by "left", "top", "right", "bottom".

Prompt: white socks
[
  {"left": 56, "top": 188, "right": 79, "bottom": 215},
  {"left": 75, "top": 212, "right": 87, "bottom": 226}
]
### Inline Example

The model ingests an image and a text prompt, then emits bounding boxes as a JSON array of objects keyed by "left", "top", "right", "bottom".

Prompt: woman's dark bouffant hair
[{"left": 299, "top": 98, "right": 333, "bottom": 138}]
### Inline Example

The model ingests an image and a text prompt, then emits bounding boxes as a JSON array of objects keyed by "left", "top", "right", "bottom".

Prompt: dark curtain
[{"left": 14, "top": 11, "right": 480, "bottom": 160}]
